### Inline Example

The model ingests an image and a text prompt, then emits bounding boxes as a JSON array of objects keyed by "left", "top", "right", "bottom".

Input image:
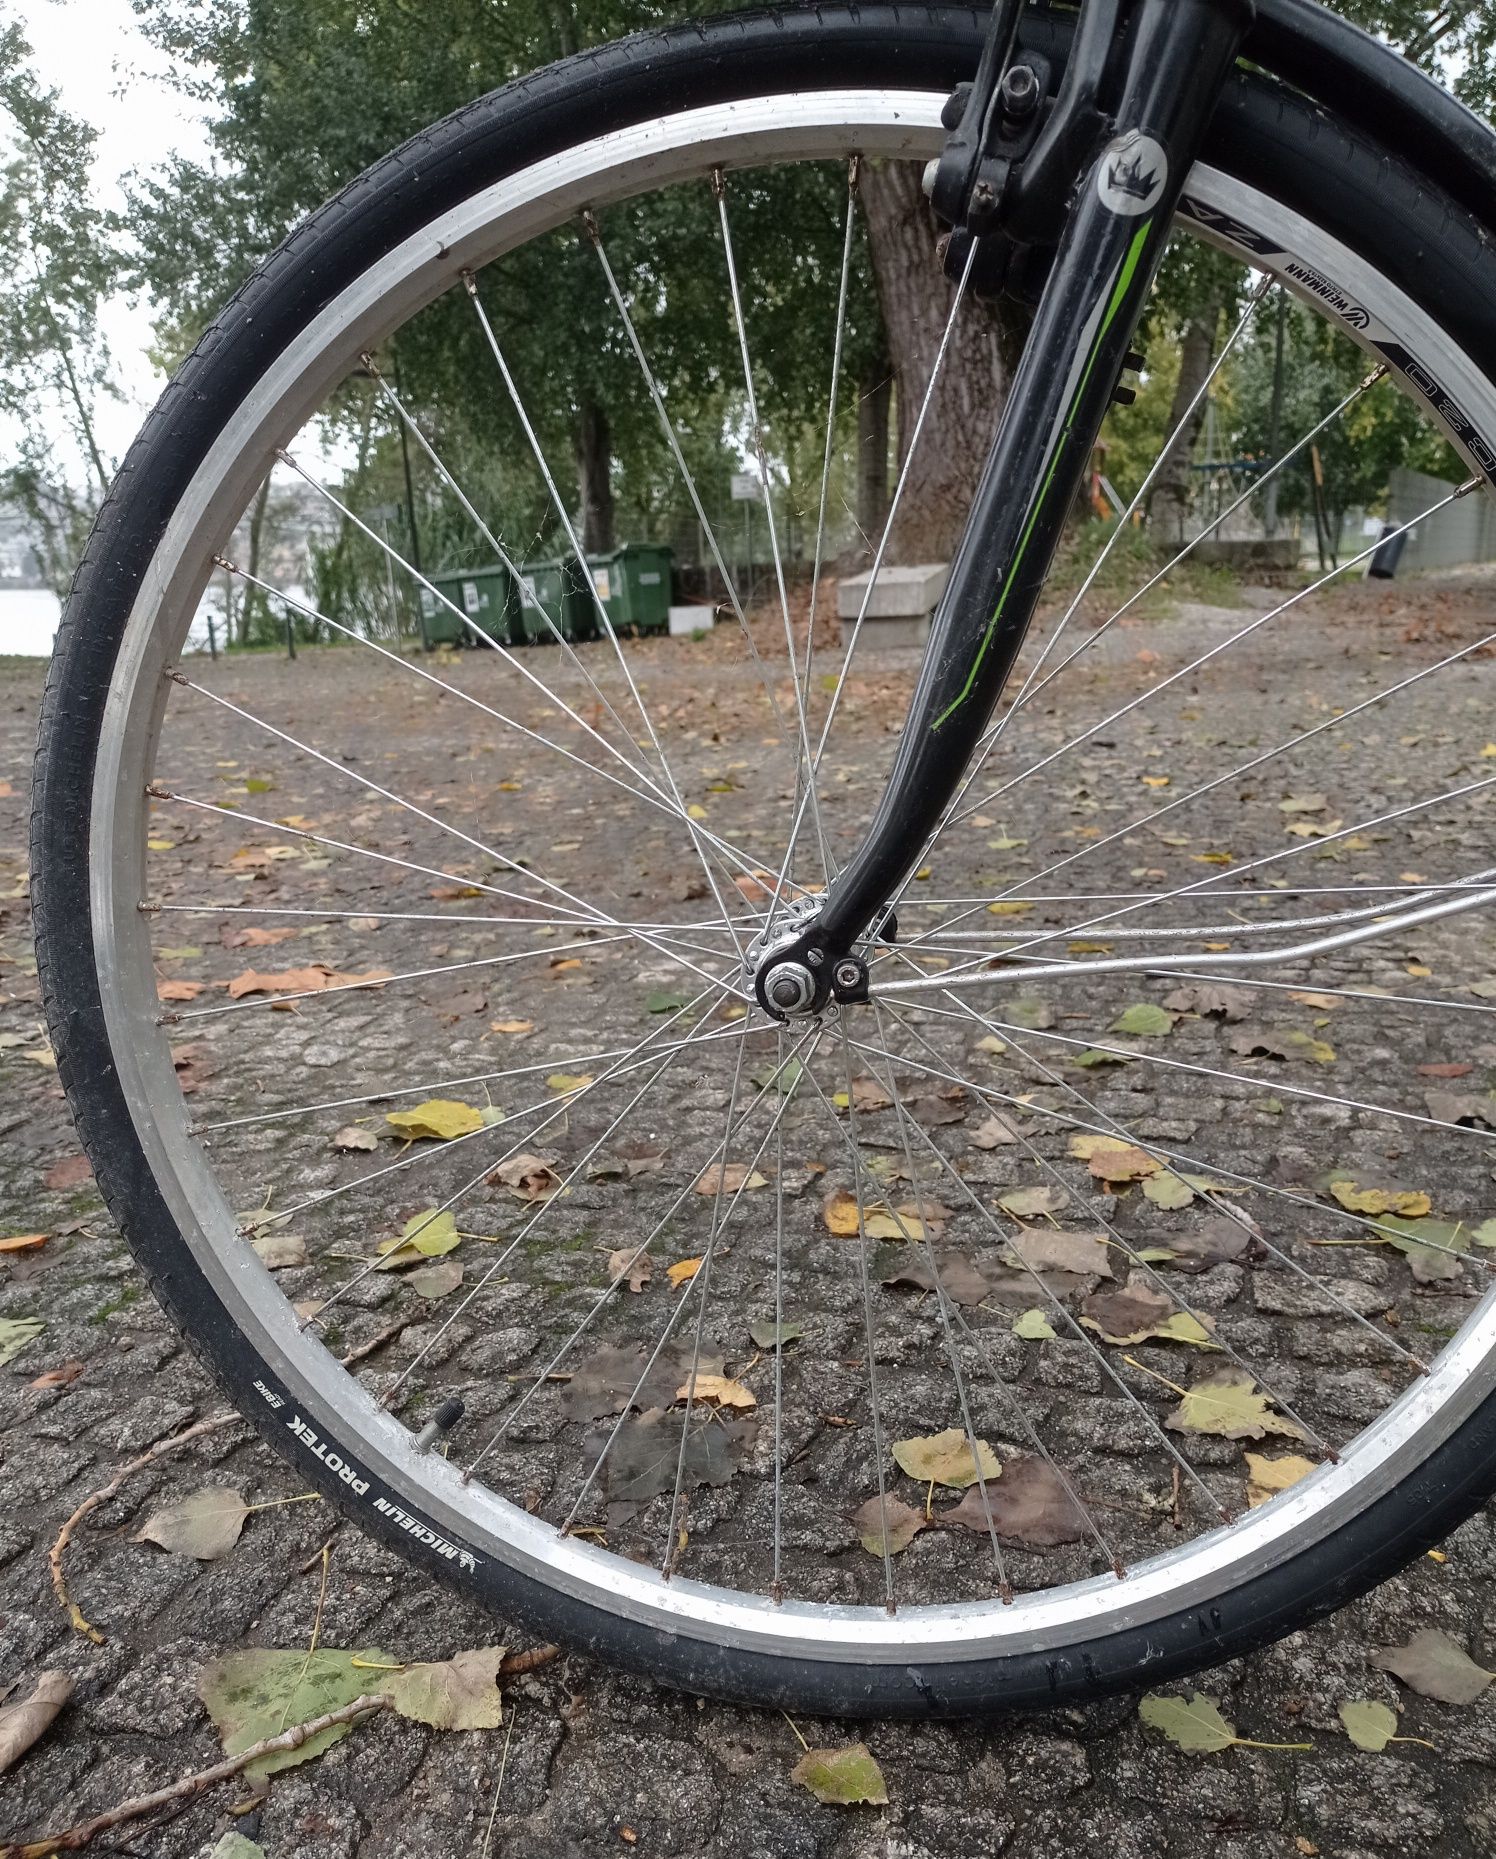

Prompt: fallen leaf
[
  {"left": 227, "top": 965, "right": 389, "bottom": 999},
  {"left": 1005, "top": 1226, "right": 1113, "bottom": 1279},
  {"left": 134, "top": 1486, "right": 250, "bottom": 1560},
  {"left": 0, "top": 1318, "right": 45, "bottom": 1366},
  {"left": 490, "top": 1019, "right": 534, "bottom": 1035},
  {"left": 0, "top": 1234, "right": 48, "bottom": 1254},
  {"left": 1142, "top": 1171, "right": 1195, "bottom": 1210},
  {"left": 696, "top": 1162, "right": 768, "bottom": 1196},
  {"left": 1244, "top": 1452, "right": 1317, "bottom": 1508},
  {"left": 156, "top": 978, "right": 205, "bottom": 1003},
  {"left": 1110, "top": 1003, "right": 1176, "bottom": 1038},
  {"left": 749, "top": 1317, "right": 805, "bottom": 1349},
  {"left": 595, "top": 1405, "right": 749, "bottom": 1511},
  {"left": 850, "top": 1494, "right": 926, "bottom": 1557},
  {"left": 892, "top": 1427, "right": 1001, "bottom": 1490},
  {"left": 1012, "top": 1308, "right": 1057, "bottom": 1340},
  {"left": 1166, "top": 1369, "right": 1304, "bottom": 1441},
  {"left": 608, "top": 1247, "right": 652, "bottom": 1292},
  {"left": 488, "top": 1153, "right": 562, "bottom": 1202},
  {"left": 407, "top": 1259, "right": 464, "bottom": 1300},
  {"left": 971, "top": 1113, "right": 1021, "bottom": 1148},
  {"left": 668, "top": 1257, "right": 703, "bottom": 1288},
  {"left": 882, "top": 1253, "right": 991, "bottom": 1307},
  {"left": 998, "top": 1184, "right": 1068, "bottom": 1220},
  {"left": 942, "top": 1454, "right": 1087, "bottom": 1546},
  {"left": 677, "top": 1371, "right": 756, "bottom": 1410},
  {"left": 223, "top": 924, "right": 301, "bottom": 949},
  {"left": 1081, "top": 1279, "right": 1215, "bottom": 1348},
  {"left": 199, "top": 1647, "right": 391, "bottom": 1780},
  {"left": 0, "top": 1670, "right": 72, "bottom": 1775},
  {"left": 1338, "top": 1698, "right": 1402, "bottom": 1752},
  {"left": 1138, "top": 1692, "right": 1238, "bottom": 1753},
  {"left": 382, "top": 1646, "right": 506, "bottom": 1731},
  {"left": 385, "top": 1098, "right": 486, "bottom": 1141},
  {"left": 1070, "top": 1135, "right": 1159, "bottom": 1184},
  {"left": 1162, "top": 982, "right": 1256, "bottom": 1021},
  {"left": 28, "top": 1359, "right": 84, "bottom": 1389},
  {"left": 377, "top": 1209, "right": 461, "bottom": 1268},
  {"left": 331, "top": 1125, "right": 379, "bottom": 1153},
  {"left": 251, "top": 1231, "right": 307, "bottom": 1270},
  {"left": 1371, "top": 1629, "right": 1494, "bottom": 1704},
  {"left": 1327, "top": 1174, "right": 1431, "bottom": 1218},
  {"left": 546, "top": 1072, "right": 594, "bottom": 1094},
  {"left": 790, "top": 1744, "right": 888, "bottom": 1806}
]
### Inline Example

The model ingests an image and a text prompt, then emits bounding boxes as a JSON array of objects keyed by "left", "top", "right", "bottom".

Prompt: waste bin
[
  {"left": 586, "top": 543, "right": 674, "bottom": 635},
  {"left": 518, "top": 555, "right": 597, "bottom": 644},
  {"left": 421, "top": 565, "right": 517, "bottom": 647}
]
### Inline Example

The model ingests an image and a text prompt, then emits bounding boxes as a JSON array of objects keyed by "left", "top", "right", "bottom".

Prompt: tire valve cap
[{"left": 415, "top": 1396, "right": 466, "bottom": 1454}]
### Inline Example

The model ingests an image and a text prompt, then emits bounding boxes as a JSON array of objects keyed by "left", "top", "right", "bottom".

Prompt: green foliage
[{"left": 0, "top": 21, "right": 121, "bottom": 592}]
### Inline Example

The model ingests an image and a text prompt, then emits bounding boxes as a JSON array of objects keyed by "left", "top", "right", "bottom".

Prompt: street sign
[{"left": 730, "top": 472, "right": 762, "bottom": 502}]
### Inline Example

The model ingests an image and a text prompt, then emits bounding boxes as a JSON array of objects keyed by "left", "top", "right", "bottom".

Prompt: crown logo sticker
[{"left": 1098, "top": 132, "right": 1168, "bottom": 215}]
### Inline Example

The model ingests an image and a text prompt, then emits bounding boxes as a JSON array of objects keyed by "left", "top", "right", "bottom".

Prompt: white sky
[{"left": 10, "top": 0, "right": 212, "bottom": 465}]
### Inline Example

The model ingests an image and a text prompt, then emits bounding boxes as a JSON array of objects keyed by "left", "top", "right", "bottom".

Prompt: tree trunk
[
  {"left": 858, "top": 160, "right": 1013, "bottom": 564},
  {"left": 574, "top": 398, "right": 615, "bottom": 554},
  {"left": 239, "top": 475, "right": 272, "bottom": 644},
  {"left": 855, "top": 346, "right": 893, "bottom": 557},
  {"left": 1148, "top": 299, "right": 1222, "bottom": 547}
]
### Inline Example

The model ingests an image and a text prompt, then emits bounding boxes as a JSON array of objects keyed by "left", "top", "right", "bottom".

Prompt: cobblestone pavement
[{"left": 6, "top": 568, "right": 1496, "bottom": 1858}]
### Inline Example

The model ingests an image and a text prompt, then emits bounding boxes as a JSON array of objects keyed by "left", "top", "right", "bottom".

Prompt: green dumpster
[
  {"left": 586, "top": 543, "right": 674, "bottom": 635},
  {"left": 519, "top": 555, "right": 597, "bottom": 644},
  {"left": 421, "top": 564, "right": 517, "bottom": 647}
]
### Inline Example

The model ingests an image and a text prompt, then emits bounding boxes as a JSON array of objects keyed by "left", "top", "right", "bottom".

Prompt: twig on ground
[
  {"left": 497, "top": 1645, "right": 560, "bottom": 1678},
  {"left": 0, "top": 1694, "right": 391, "bottom": 1859},
  {"left": 48, "top": 1410, "right": 240, "bottom": 1642}
]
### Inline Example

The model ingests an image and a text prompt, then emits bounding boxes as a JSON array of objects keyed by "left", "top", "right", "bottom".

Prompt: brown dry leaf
[
  {"left": 677, "top": 1371, "right": 756, "bottom": 1410},
  {"left": 490, "top": 1018, "right": 535, "bottom": 1035},
  {"left": 608, "top": 1246, "right": 652, "bottom": 1292},
  {"left": 997, "top": 1184, "right": 1068, "bottom": 1220},
  {"left": 1244, "top": 1451, "right": 1317, "bottom": 1509},
  {"left": 1005, "top": 1226, "right": 1114, "bottom": 1279},
  {"left": 822, "top": 1188, "right": 861, "bottom": 1236},
  {"left": 850, "top": 1494, "right": 926, "bottom": 1557},
  {"left": 848, "top": 1074, "right": 893, "bottom": 1113},
  {"left": 133, "top": 1486, "right": 250, "bottom": 1560},
  {"left": 28, "top": 1359, "right": 84, "bottom": 1389},
  {"left": 488, "top": 1153, "right": 562, "bottom": 1201},
  {"left": 1371, "top": 1629, "right": 1494, "bottom": 1705},
  {"left": 251, "top": 1231, "right": 307, "bottom": 1270},
  {"left": 43, "top": 1154, "right": 93, "bottom": 1192},
  {"left": 695, "top": 1162, "right": 768, "bottom": 1196},
  {"left": 331, "top": 1125, "right": 379, "bottom": 1153},
  {"left": 1161, "top": 981, "right": 1257, "bottom": 1021},
  {"left": 892, "top": 1427, "right": 1001, "bottom": 1489},
  {"left": 881, "top": 1252, "right": 992, "bottom": 1307},
  {"left": 157, "top": 978, "right": 205, "bottom": 1003},
  {"left": 0, "top": 1670, "right": 72, "bottom": 1775},
  {"left": 667, "top": 1257, "right": 703, "bottom": 1288},
  {"left": 942, "top": 1454, "right": 1087, "bottom": 1546},
  {"left": 227, "top": 964, "right": 390, "bottom": 1000},
  {"left": 971, "top": 1113, "right": 1021, "bottom": 1148},
  {"left": 222, "top": 924, "right": 300, "bottom": 949},
  {"left": 1069, "top": 1135, "right": 1159, "bottom": 1184},
  {"left": 0, "top": 1233, "right": 48, "bottom": 1254}
]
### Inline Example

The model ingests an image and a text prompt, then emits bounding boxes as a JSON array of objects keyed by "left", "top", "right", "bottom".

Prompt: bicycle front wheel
[{"left": 32, "top": 4, "right": 1496, "bottom": 1714}]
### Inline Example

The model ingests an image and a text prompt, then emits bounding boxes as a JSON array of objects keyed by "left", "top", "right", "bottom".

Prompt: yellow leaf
[
  {"left": 677, "top": 1372, "right": 756, "bottom": 1410},
  {"left": 1245, "top": 1451, "right": 1316, "bottom": 1509},
  {"left": 687, "top": 803, "right": 708, "bottom": 820},
  {"left": 667, "top": 1257, "right": 703, "bottom": 1287},
  {"left": 384, "top": 1099, "right": 485, "bottom": 1141},
  {"left": 892, "top": 1427, "right": 1001, "bottom": 1489},
  {"left": 546, "top": 1072, "right": 595, "bottom": 1093},
  {"left": 986, "top": 900, "right": 1031, "bottom": 916},
  {"left": 1141, "top": 774, "right": 1171, "bottom": 788}
]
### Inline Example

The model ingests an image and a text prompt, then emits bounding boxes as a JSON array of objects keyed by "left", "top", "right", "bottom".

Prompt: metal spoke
[
  {"left": 583, "top": 211, "right": 792, "bottom": 748},
  {"left": 800, "top": 158, "right": 861, "bottom": 717},
  {"left": 360, "top": 353, "right": 655, "bottom": 762},
  {"left": 714, "top": 168, "right": 833, "bottom": 887},
  {"left": 461, "top": 270, "right": 749, "bottom": 958},
  {"left": 469, "top": 1022, "right": 820, "bottom": 1475}
]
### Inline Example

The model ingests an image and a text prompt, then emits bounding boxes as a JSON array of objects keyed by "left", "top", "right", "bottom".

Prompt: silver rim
[{"left": 88, "top": 87, "right": 1496, "bottom": 1668}]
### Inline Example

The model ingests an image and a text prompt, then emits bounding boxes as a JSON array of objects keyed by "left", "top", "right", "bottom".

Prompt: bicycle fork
[{"left": 752, "top": 0, "right": 1253, "bottom": 1020}]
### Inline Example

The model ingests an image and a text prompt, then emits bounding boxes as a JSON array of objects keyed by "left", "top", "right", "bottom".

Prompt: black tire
[{"left": 31, "top": 5, "right": 1496, "bottom": 1715}]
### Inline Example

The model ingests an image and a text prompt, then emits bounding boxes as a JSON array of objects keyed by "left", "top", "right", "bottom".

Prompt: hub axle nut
[{"left": 765, "top": 962, "right": 816, "bottom": 1015}]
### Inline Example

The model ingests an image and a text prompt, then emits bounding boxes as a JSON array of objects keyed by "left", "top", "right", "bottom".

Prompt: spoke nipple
[
  {"left": 581, "top": 208, "right": 601, "bottom": 245},
  {"left": 460, "top": 267, "right": 479, "bottom": 296},
  {"left": 137, "top": 899, "right": 162, "bottom": 915},
  {"left": 211, "top": 552, "right": 238, "bottom": 574},
  {"left": 770, "top": 1579, "right": 784, "bottom": 1606},
  {"left": 848, "top": 152, "right": 862, "bottom": 193},
  {"left": 1111, "top": 1559, "right": 1128, "bottom": 1581},
  {"left": 1458, "top": 476, "right": 1484, "bottom": 497},
  {"left": 1364, "top": 363, "right": 1390, "bottom": 389},
  {"left": 999, "top": 1582, "right": 1015, "bottom": 1606},
  {"left": 710, "top": 165, "right": 726, "bottom": 200}
]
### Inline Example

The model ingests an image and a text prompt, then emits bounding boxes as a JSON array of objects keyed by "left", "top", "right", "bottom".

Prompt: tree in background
[{"left": 0, "top": 21, "right": 120, "bottom": 595}]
